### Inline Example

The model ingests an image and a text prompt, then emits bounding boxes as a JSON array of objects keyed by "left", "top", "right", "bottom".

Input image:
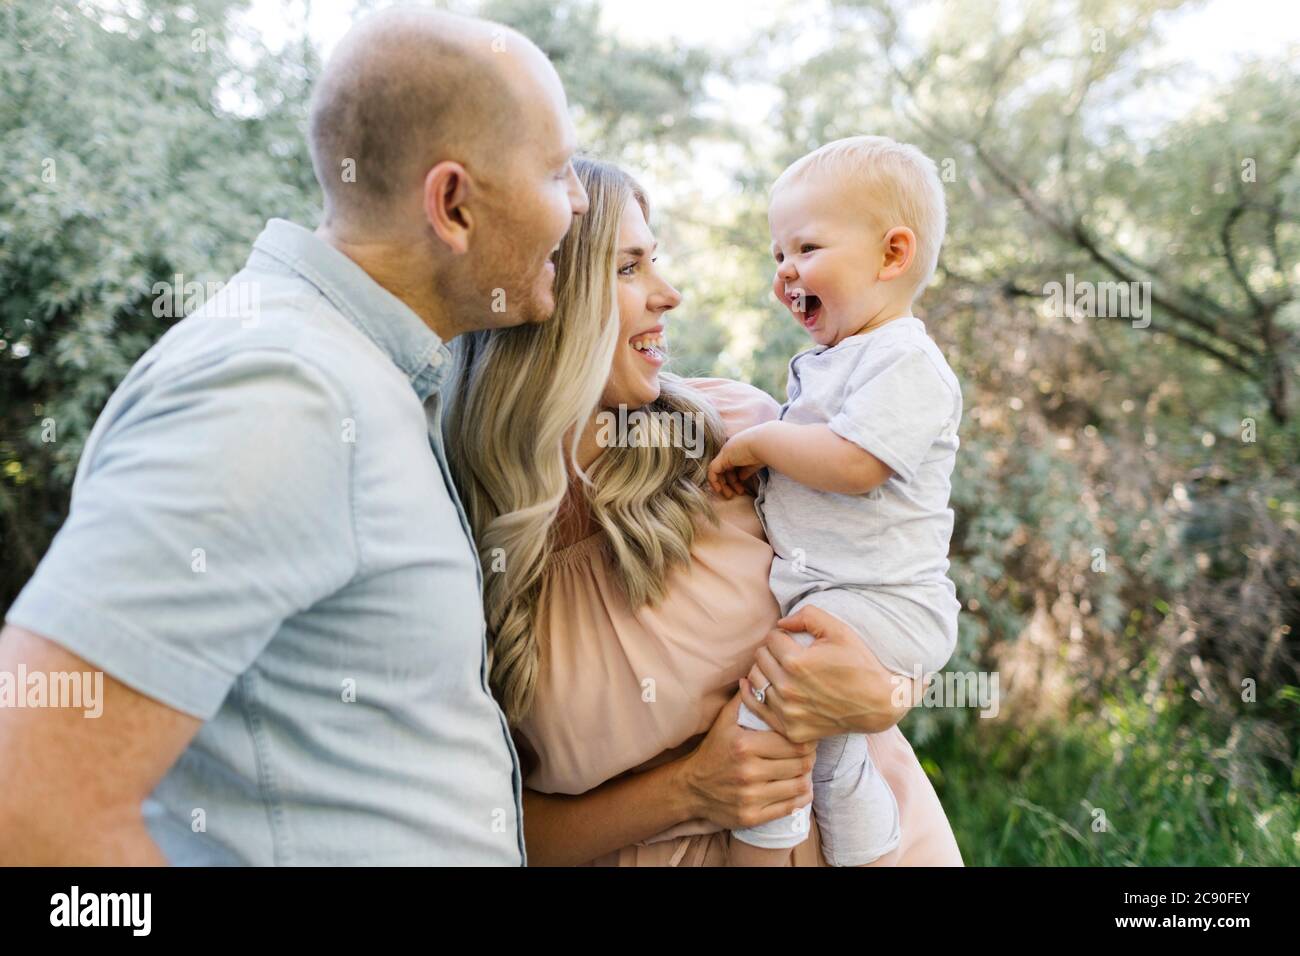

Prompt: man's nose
[{"left": 568, "top": 166, "right": 589, "bottom": 216}]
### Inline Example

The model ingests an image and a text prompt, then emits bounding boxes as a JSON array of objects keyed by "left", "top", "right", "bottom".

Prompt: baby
[{"left": 707, "top": 135, "right": 962, "bottom": 867}]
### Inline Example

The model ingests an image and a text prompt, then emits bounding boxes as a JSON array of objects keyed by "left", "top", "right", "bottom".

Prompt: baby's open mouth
[{"left": 793, "top": 292, "right": 822, "bottom": 328}]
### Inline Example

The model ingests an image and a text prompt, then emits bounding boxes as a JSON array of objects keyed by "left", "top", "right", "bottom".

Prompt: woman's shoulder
[{"left": 681, "top": 377, "right": 781, "bottom": 438}]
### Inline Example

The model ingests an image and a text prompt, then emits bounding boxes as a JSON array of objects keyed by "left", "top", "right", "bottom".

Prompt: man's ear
[
  {"left": 423, "top": 160, "right": 474, "bottom": 255},
  {"left": 878, "top": 226, "right": 916, "bottom": 281}
]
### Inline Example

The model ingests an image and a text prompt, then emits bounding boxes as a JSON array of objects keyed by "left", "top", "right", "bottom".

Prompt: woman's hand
[
  {"left": 675, "top": 693, "right": 815, "bottom": 831},
  {"left": 739, "top": 605, "right": 916, "bottom": 743}
]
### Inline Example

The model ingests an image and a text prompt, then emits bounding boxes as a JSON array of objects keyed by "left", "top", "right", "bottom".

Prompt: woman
[{"left": 447, "top": 158, "right": 962, "bottom": 866}]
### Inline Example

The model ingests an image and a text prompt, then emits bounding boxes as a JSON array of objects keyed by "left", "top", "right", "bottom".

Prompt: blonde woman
[{"left": 447, "top": 158, "right": 962, "bottom": 866}]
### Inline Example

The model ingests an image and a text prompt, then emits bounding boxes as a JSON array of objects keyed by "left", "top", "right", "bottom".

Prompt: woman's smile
[{"left": 630, "top": 327, "right": 667, "bottom": 366}]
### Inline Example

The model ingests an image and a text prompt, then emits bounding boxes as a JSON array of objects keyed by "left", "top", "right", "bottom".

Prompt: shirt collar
[
  {"left": 814, "top": 315, "right": 925, "bottom": 355},
  {"left": 248, "top": 218, "right": 451, "bottom": 400}
]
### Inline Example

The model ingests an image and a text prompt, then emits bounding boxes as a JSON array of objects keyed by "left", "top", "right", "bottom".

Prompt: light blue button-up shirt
[{"left": 6, "top": 219, "right": 525, "bottom": 865}]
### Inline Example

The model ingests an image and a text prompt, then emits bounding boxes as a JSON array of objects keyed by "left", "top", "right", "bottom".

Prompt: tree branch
[{"left": 1222, "top": 196, "right": 1265, "bottom": 312}]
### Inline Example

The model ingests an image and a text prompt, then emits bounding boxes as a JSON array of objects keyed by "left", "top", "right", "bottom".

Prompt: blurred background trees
[
  {"left": 2, "top": 0, "right": 1296, "bottom": 862},
  {"left": 1, "top": 0, "right": 321, "bottom": 574}
]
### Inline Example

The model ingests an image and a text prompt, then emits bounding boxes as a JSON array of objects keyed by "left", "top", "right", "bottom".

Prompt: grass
[{"left": 913, "top": 688, "right": 1300, "bottom": 866}]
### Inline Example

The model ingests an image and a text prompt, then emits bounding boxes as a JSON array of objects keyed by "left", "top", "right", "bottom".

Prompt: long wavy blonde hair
[{"left": 447, "top": 158, "right": 727, "bottom": 724}]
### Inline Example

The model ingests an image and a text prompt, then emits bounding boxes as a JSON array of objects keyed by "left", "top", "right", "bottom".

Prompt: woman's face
[{"left": 600, "top": 198, "right": 681, "bottom": 409}]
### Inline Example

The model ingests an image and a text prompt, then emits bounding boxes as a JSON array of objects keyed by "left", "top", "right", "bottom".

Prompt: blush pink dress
[{"left": 514, "top": 377, "right": 964, "bottom": 866}]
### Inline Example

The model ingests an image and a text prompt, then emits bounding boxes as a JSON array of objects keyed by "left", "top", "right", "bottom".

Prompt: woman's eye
[{"left": 618, "top": 261, "right": 636, "bottom": 276}]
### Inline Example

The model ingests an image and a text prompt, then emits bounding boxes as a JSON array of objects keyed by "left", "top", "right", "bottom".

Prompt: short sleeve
[
  {"left": 827, "top": 346, "right": 956, "bottom": 483},
  {"left": 684, "top": 377, "right": 781, "bottom": 439},
  {"left": 4, "top": 349, "right": 360, "bottom": 719}
]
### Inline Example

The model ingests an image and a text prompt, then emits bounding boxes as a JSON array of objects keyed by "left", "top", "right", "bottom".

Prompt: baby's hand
[{"left": 708, "top": 430, "right": 765, "bottom": 499}]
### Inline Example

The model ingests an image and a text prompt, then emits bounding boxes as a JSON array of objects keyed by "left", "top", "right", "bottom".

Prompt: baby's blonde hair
[{"left": 773, "top": 135, "right": 947, "bottom": 299}]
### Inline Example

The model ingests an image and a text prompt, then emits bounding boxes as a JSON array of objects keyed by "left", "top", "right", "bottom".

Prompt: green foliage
[
  {"left": 920, "top": 679, "right": 1300, "bottom": 865},
  {"left": 473, "top": 0, "right": 717, "bottom": 160},
  {"left": 1, "top": 0, "right": 321, "bottom": 583}
]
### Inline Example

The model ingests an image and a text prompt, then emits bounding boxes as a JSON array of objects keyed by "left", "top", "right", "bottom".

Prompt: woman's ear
[
  {"left": 878, "top": 226, "right": 916, "bottom": 281},
  {"left": 424, "top": 161, "right": 474, "bottom": 255}
]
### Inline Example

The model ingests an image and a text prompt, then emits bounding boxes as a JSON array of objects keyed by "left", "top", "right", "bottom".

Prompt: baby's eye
[
  {"left": 800, "top": 243, "right": 818, "bottom": 254},
  {"left": 773, "top": 251, "right": 784, "bottom": 264}
]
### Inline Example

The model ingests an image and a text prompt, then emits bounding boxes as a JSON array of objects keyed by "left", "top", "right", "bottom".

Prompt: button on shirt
[{"left": 6, "top": 219, "right": 525, "bottom": 865}]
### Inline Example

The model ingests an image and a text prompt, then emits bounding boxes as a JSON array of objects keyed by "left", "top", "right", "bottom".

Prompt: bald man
[{"left": 0, "top": 9, "right": 586, "bottom": 865}]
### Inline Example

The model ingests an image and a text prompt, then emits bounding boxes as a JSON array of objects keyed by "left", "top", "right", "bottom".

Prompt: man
[{"left": 0, "top": 8, "right": 587, "bottom": 864}]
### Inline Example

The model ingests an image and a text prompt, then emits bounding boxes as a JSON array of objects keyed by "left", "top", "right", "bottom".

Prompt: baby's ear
[{"left": 879, "top": 226, "right": 917, "bottom": 279}]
